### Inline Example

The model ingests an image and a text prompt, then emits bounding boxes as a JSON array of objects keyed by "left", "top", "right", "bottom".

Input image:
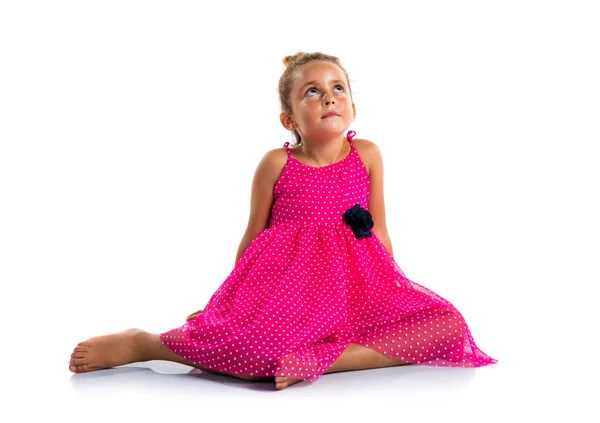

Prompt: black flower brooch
[{"left": 343, "top": 204, "right": 374, "bottom": 238}]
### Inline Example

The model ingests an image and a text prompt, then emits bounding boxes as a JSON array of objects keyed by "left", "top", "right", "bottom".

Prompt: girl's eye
[{"left": 305, "top": 85, "right": 344, "bottom": 97}]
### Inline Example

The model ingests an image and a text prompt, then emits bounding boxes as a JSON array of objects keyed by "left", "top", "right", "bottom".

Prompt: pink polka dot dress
[{"left": 160, "top": 131, "right": 497, "bottom": 381}]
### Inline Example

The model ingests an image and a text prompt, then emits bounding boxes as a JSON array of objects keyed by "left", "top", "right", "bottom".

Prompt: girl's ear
[{"left": 280, "top": 112, "right": 297, "bottom": 130}]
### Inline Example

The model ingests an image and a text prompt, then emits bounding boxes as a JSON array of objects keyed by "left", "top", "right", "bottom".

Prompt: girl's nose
[{"left": 323, "top": 94, "right": 335, "bottom": 105}]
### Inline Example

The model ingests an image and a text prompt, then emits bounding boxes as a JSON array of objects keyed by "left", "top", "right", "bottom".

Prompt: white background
[{"left": 1, "top": 1, "right": 598, "bottom": 422}]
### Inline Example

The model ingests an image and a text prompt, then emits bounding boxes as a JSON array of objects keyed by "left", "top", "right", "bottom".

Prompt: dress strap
[
  {"left": 283, "top": 141, "right": 292, "bottom": 156},
  {"left": 346, "top": 130, "right": 356, "bottom": 146}
]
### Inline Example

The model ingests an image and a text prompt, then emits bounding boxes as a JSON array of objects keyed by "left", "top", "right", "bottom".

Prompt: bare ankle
[{"left": 129, "top": 329, "right": 153, "bottom": 362}]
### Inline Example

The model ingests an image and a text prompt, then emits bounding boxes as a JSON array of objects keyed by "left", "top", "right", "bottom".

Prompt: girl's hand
[{"left": 186, "top": 309, "right": 203, "bottom": 321}]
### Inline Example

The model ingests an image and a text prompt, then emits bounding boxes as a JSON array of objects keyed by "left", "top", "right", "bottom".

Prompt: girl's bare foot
[
  {"left": 69, "top": 328, "right": 146, "bottom": 373},
  {"left": 274, "top": 375, "right": 302, "bottom": 390},
  {"left": 186, "top": 309, "right": 203, "bottom": 321}
]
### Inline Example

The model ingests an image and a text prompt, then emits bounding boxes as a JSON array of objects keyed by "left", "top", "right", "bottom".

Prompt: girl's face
[{"left": 284, "top": 60, "right": 355, "bottom": 141}]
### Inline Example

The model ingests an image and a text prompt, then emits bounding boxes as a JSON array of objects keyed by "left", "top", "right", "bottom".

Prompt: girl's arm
[
  {"left": 234, "top": 149, "right": 283, "bottom": 265},
  {"left": 363, "top": 140, "right": 394, "bottom": 257},
  {"left": 186, "top": 150, "right": 282, "bottom": 321}
]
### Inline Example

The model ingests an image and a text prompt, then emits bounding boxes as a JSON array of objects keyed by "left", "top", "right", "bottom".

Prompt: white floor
[{"left": 14, "top": 335, "right": 594, "bottom": 422}]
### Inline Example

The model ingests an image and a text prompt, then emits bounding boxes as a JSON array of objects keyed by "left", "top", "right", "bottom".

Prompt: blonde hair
[{"left": 278, "top": 52, "right": 353, "bottom": 146}]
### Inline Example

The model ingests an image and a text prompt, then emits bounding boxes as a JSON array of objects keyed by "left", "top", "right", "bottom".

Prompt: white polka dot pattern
[{"left": 160, "top": 135, "right": 497, "bottom": 381}]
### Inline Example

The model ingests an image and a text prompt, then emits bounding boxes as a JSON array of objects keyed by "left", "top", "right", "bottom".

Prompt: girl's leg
[
  {"left": 274, "top": 343, "right": 408, "bottom": 390},
  {"left": 325, "top": 343, "right": 409, "bottom": 373},
  {"left": 274, "top": 305, "right": 465, "bottom": 389},
  {"left": 68, "top": 328, "right": 407, "bottom": 388},
  {"left": 68, "top": 328, "right": 271, "bottom": 382}
]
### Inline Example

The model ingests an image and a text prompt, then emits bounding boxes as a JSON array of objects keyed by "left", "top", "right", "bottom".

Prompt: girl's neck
[{"left": 297, "top": 135, "right": 349, "bottom": 167}]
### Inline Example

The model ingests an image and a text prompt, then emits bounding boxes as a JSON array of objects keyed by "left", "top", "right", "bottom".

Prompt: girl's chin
[{"left": 317, "top": 122, "right": 351, "bottom": 132}]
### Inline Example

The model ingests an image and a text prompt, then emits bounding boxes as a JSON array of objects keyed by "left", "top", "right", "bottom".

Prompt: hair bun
[{"left": 282, "top": 51, "right": 308, "bottom": 68}]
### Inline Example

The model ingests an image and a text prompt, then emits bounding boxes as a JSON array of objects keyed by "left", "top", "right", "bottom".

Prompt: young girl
[{"left": 68, "top": 51, "right": 497, "bottom": 390}]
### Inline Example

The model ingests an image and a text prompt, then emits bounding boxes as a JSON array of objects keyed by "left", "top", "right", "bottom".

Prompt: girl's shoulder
[
  {"left": 258, "top": 146, "right": 290, "bottom": 183},
  {"left": 352, "top": 137, "right": 378, "bottom": 150},
  {"left": 352, "top": 137, "right": 376, "bottom": 154},
  {"left": 352, "top": 138, "right": 380, "bottom": 177},
  {"left": 263, "top": 138, "right": 381, "bottom": 177}
]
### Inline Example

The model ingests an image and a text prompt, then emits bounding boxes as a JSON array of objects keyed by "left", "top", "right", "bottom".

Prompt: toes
[
  {"left": 274, "top": 375, "right": 302, "bottom": 390},
  {"left": 70, "top": 357, "right": 88, "bottom": 366},
  {"left": 70, "top": 345, "right": 89, "bottom": 360},
  {"left": 275, "top": 375, "right": 291, "bottom": 390},
  {"left": 69, "top": 363, "right": 89, "bottom": 373}
]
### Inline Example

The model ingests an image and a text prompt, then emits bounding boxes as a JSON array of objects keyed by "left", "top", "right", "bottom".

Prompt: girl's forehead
[{"left": 294, "top": 61, "right": 347, "bottom": 85}]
